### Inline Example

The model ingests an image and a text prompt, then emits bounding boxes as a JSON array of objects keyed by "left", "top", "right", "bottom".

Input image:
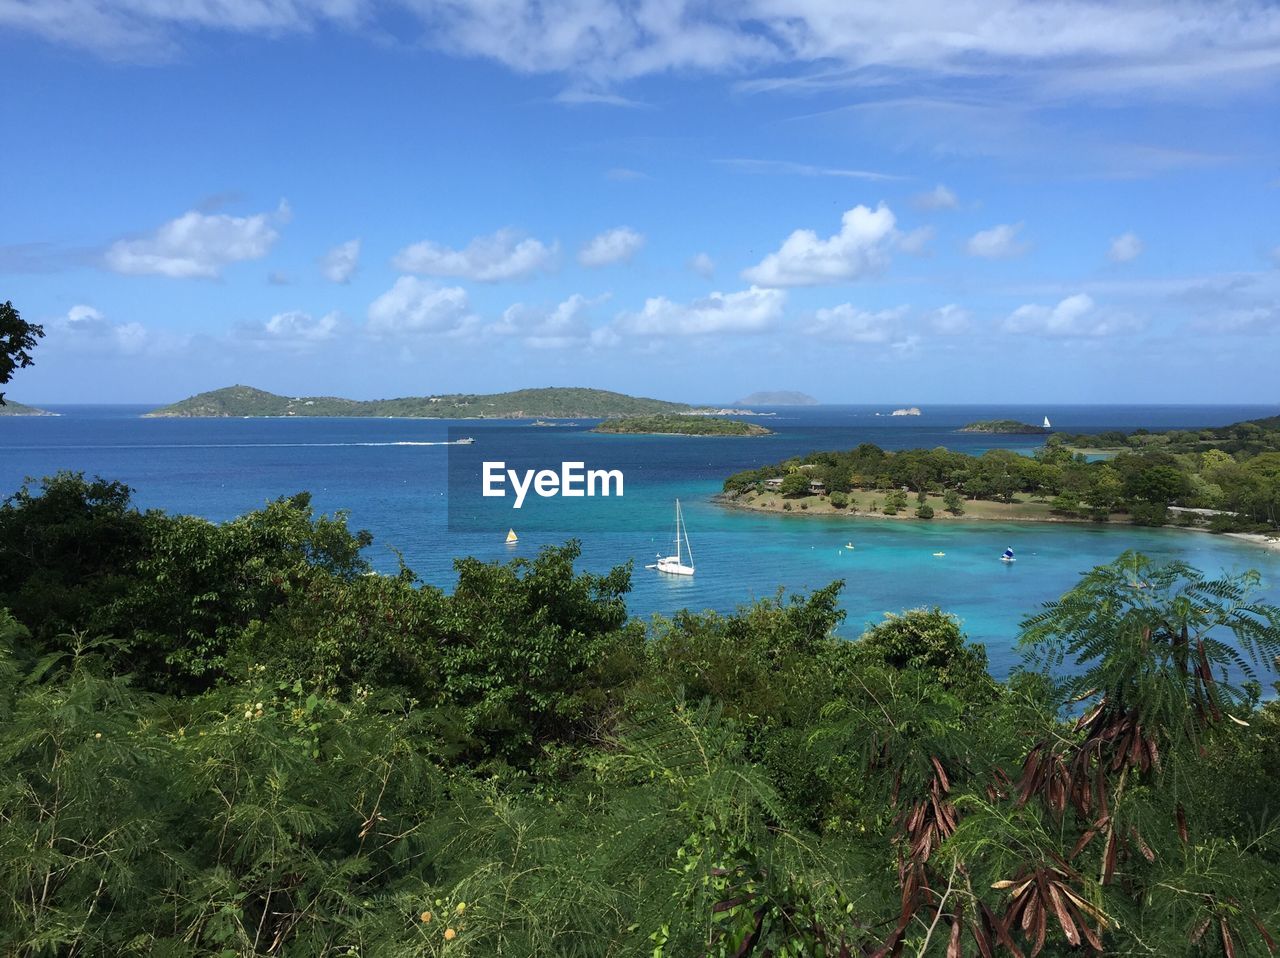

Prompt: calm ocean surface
[{"left": 4, "top": 403, "right": 1279, "bottom": 674}]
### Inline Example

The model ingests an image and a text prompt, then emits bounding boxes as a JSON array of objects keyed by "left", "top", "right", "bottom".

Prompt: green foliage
[
  {"left": 0, "top": 299, "right": 44, "bottom": 406},
  {"left": 592, "top": 414, "right": 771, "bottom": 436},
  {"left": 960, "top": 419, "right": 1047, "bottom": 434},
  {"left": 778, "top": 472, "right": 810, "bottom": 497},
  {"left": 857, "top": 607, "right": 991, "bottom": 696},
  {"left": 0, "top": 473, "right": 148, "bottom": 647},
  {"left": 2, "top": 477, "right": 1280, "bottom": 957},
  {"left": 828, "top": 490, "right": 849, "bottom": 509},
  {"left": 943, "top": 488, "right": 964, "bottom": 515}
]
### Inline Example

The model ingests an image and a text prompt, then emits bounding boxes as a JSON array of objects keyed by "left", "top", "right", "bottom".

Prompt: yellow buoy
[{"left": 506, "top": 528, "right": 518, "bottom": 544}]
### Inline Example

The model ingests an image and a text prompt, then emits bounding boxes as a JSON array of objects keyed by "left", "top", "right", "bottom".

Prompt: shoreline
[{"left": 713, "top": 493, "right": 1280, "bottom": 553}]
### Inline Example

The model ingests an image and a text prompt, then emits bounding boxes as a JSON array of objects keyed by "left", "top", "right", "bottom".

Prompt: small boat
[
  {"left": 844, "top": 542, "right": 855, "bottom": 550},
  {"left": 1042, "top": 416, "right": 1051, "bottom": 429},
  {"left": 1000, "top": 547, "right": 1016, "bottom": 563},
  {"left": 506, "top": 528, "right": 518, "bottom": 544},
  {"left": 933, "top": 552, "right": 945, "bottom": 557},
  {"left": 454, "top": 437, "right": 476, "bottom": 445},
  {"left": 646, "top": 499, "right": 695, "bottom": 576}
]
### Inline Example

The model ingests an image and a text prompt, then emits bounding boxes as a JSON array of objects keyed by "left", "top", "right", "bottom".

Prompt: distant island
[
  {"left": 890, "top": 407, "right": 922, "bottom": 417},
  {"left": 592, "top": 414, "right": 772, "bottom": 437},
  {"left": 0, "top": 400, "right": 56, "bottom": 417},
  {"left": 145, "top": 385, "right": 691, "bottom": 419},
  {"left": 960, "top": 419, "right": 1048, "bottom": 434},
  {"left": 734, "top": 391, "right": 818, "bottom": 406}
]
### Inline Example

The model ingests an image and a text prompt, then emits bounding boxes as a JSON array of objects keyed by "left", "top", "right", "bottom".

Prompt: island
[
  {"left": 960, "top": 419, "right": 1048, "bottom": 434},
  {"left": 734, "top": 391, "right": 818, "bottom": 406},
  {"left": 145, "top": 385, "right": 691, "bottom": 419},
  {"left": 715, "top": 413, "right": 1280, "bottom": 546},
  {"left": 890, "top": 407, "right": 922, "bottom": 416},
  {"left": 0, "top": 400, "right": 56, "bottom": 417},
  {"left": 591, "top": 414, "right": 772, "bottom": 437}
]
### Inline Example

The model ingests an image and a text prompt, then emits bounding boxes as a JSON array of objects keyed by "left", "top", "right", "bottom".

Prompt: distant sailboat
[
  {"left": 1001, "top": 547, "right": 1016, "bottom": 563},
  {"left": 646, "top": 499, "right": 695, "bottom": 576},
  {"left": 1043, "top": 416, "right": 1052, "bottom": 429},
  {"left": 506, "top": 528, "right": 518, "bottom": 544}
]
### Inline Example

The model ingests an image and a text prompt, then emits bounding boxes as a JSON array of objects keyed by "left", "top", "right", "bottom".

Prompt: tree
[
  {"left": 943, "top": 489, "right": 964, "bottom": 515},
  {"left": 0, "top": 300, "right": 44, "bottom": 405},
  {"left": 778, "top": 472, "right": 810, "bottom": 497}
]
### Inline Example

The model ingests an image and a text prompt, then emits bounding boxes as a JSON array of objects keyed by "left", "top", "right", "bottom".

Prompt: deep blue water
[{"left": 4, "top": 403, "right": 1279, "bottom": 675}]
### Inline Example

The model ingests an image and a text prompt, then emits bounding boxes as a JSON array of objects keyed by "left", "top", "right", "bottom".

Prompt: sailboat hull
[{"left": 656, "top": 557, "right": 695, "bottom": 576}]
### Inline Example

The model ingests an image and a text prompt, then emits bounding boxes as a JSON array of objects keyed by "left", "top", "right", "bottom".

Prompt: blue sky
[{"left": 2, "top": 1, "right": 1279, "bottom": 405}]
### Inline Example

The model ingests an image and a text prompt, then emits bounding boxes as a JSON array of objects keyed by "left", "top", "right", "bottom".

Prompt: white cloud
[
  {"left": 896, "top": 225, "right": 934, "bottom": 255},
  {"left": 493, "top": 293, "right": 612, "bottom": 349},
  {"left": 742, "top": 204, "right": 897, "bottom": 287},
  {"left": 689, "top": 252, "right": 715, "bottom": 278},
  {"left": 606, "top": 167, "right": 649, "bottom": 181},
  {"left": 262, "top": 310, "right": 340, "bottom": 343},
  {"left": 12, "top": 2, "right": 1280, "bottom": 103},
  {"left": 719, "top": 158, "right": 903, "bottom": 181},
  {"left": 806, "top": 304, "right": 907, "bottom": 343},
  {"left": 554, "top": 88, "right": 648, "bottom": 108},
  {"left": 617, "top": 286, "right": 786, "bottom": 336},
  {"left": 929, "top": 304, "right": 972, "bottom": 334},
  {"left": 966, "top": 222, "right": 1028, "bottom": 259},
  {"left": 1003, "top": 293, "right": 1142, "bottom": 337},
  {"left": 104, "top": 200, "right": 289, "bottom": 278},
  {"left": 1108, "top": 232, "right": 1144, "bottom": 263},
  {"left": 578, "top": 227, "right": 645, "bottom": 267},
  {"left": 56, "top": 304, "right": 155, "bottom": 354},
  {"left": 392, "top": 228, "right": 557, "bottom": 282},
  {"left": 367, "top": 277, "right": 474, "bottom": 336},
  {"left": 912, "top": 184, "right": 959, "bottom": 210},
  {"left": 321, "top": 239, "right": 361, "bottom": 283},
  {"left": 1190, "top": 305, "right": 1280, "bottom": 335}
]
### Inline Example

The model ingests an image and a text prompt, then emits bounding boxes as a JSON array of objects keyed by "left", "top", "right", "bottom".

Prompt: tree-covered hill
[
  {"left": 0, "top": 399, "right": 55, "bottom": 416},
  {"left": 959, "top": 418, "right": 1047, "bottom": 434},
  {"left": 145, "top": 384, "right": 693, "bottom": 419},
  {"left": 592, "top": 414, "right": 772, "bottom": 436}
]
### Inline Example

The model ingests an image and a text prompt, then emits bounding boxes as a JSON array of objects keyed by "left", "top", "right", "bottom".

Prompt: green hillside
[
  {"left": 959, "top": 419, "right": 1047, "bottom": 434},
  {"left": 592, "top": 414, "right": 772, "bottom": 436},
  {"left": 144, "top": 385, "right": 691, "bottom": 419},
  {"left": 0, "top": 400, "right": 55, "bottom": 416}
]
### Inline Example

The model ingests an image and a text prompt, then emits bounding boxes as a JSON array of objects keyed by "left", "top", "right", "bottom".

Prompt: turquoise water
[{"left": 3, "top": 403, "right": 1279, "bottom": 675}]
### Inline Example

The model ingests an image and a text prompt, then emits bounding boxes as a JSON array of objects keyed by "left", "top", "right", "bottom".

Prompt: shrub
[
  {"left": 915, "top": 503, "right": 934, "bottom": 519},
  {"left": 829, "top": 491, "right": 849, "bottom": 510}
]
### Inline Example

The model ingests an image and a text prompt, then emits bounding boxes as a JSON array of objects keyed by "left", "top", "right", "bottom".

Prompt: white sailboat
[
  {"left": 1042, "top": 416, "right": 1051, "bottom": 429},
  {"left": 647, "top": 499, "right": 695, "bottom": 576}
]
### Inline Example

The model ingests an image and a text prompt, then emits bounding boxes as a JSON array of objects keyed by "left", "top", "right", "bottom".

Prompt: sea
[{"left": 4, "top": 403, "right": 1280, "bottom": 676}]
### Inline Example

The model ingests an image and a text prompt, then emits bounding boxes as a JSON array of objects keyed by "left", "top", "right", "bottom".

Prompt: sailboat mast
[{"left": 673, "top": 499, "right": 682, "bottom": 563}]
